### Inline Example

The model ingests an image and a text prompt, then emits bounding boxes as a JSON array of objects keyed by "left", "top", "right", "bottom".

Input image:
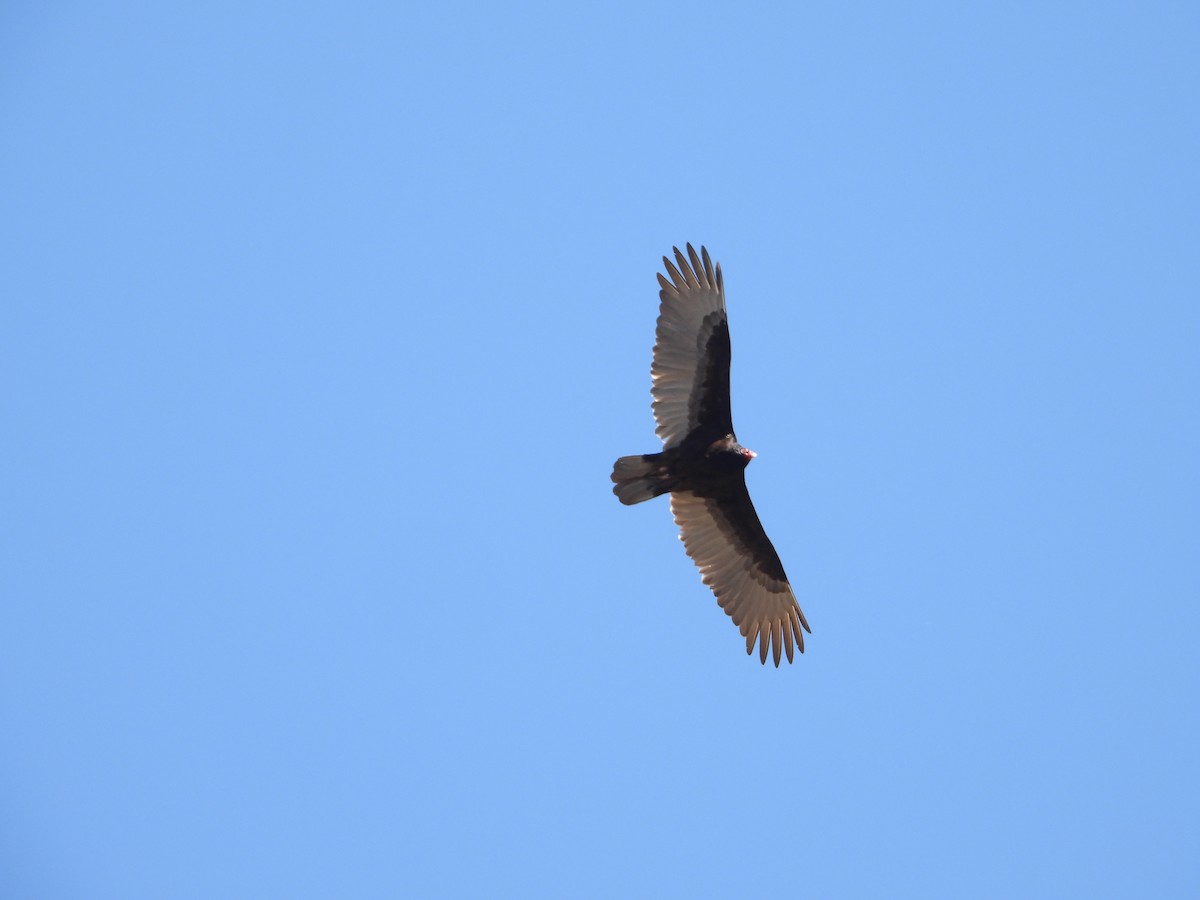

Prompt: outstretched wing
[
  {"left": 651, "top": 244, "right": 732, "bottom": 449},
  {"left": 671, "top": 478, "right": 810, "bottom": 666}
]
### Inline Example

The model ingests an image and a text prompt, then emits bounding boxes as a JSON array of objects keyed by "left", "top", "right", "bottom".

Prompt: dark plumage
[{"left": 611, "top": 244, "right": 810, "bottom": 666}]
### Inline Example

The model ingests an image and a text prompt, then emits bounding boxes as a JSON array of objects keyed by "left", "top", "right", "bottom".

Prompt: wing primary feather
[
  {"left": 700, "top": 245, "right": 715, "bottom": 285},
  {"left": 673, "top": 246, "right": 700, "bottom": 289},
  {"left": 663, "top": 257, "right": 686, "bottom": 290},
  {"left": 685, "top": 244, "right": 708, "bottom": 288},
  {"left": 656, "top": 272, "right": 677, "bottom": 295},
  {"left": 789, "top": 607, "right": 806, "bottom": 653}
]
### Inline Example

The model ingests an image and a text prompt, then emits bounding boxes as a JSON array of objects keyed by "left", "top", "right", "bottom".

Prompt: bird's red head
[{"left": 740, "top": 447, "right": 757, "bottom": 461}]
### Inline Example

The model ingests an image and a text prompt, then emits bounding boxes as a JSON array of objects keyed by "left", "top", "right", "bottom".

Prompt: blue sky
[{"left": 3, "top": 2, "right": 1198, "bottom": 897}]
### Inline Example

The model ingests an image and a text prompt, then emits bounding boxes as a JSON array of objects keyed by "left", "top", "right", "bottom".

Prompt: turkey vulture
[{"left": 611, "top": 244, "right": 810, "bottom": 666}]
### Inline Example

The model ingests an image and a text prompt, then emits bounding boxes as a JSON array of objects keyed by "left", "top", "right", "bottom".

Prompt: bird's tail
[{"left": 611, "top": 453, "right": 675, "bottom": 506}]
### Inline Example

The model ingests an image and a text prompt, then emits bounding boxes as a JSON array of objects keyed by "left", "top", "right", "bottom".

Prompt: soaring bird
[{"left": 611, "top": 244, "right": 809, "bottom": 665}]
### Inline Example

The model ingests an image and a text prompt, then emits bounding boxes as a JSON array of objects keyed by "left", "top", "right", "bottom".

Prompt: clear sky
[{"left": 3, "top": 2, "right": 1198, "bottom": 897}]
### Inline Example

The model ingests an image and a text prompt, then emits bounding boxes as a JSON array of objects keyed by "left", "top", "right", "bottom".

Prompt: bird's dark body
[
  {"left": 610, "top": 244, "right": 809, "bottom": 665},
  {"left": 633, "top": 436, "right": 750, "bottom": 496}
]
